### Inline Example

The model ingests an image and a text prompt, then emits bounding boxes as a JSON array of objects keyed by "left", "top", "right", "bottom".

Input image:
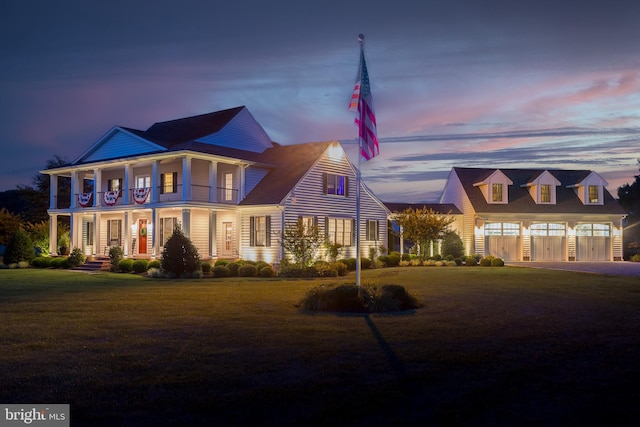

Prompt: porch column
[
  {"left": 152, "top": 160, "right": 160, "bottom": 203},
  {"left": 151, "top": 207, "right": 158, "bottom": 258},
  {"left": 123, "top": 164, "right": 131, "bottom": 205},
  {"left": 94, "top": 169, "right": 102, "bottom": 207},
  {"left": 210, "top": 211, "right": 217, "bottom": 258},
  {"left": 239, "top": 165, "right": 246, "bottom": 200},
  {"left": 399, "top": 225, "right": 404, "bottom": 258},
  {"left": 183, "top": 156, "right": 192, "bottom": 201},
  {"left": 70, "top": 171, "right": 78, "bottom": 208},
  {"left": 209, "top": 161, "right": 218, "bottom": 203},
  {"left": 123, "top": 211, "right": 130, "bottom": 257},
  {"left": 182, "top": 208, "right": 191, "bottom": 239},
  {"left": 94, "top": 213, "right": 101, "bottom": 257},
  {"left": 49, "top": 175, "right": 57, "bottom": 209},
  {"left": 49, "top": 214, "right": 58, "bottom": 255}
]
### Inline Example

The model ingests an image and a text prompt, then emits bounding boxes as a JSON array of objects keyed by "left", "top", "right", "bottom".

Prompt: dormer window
[
  {"left": 588, "top": 185, "right": 599, "bottom": 203},
  {"left": 540, "top": 184, "right": 551, "bottom": 203},
  {"left": 474, "top": 169, "right": 512, "bottom": 204},
  {"left": 491, "top": 184, "right": 503, "bottom": 202}
]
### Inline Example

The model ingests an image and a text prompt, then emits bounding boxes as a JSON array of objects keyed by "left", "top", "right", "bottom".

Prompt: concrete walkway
[{"left": 507, "top": 261, "right": 640, "bottom": 277}]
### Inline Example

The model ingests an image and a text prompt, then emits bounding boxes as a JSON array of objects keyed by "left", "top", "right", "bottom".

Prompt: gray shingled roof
[
  {"left": 240, "top": 141, "right": 334, "bottom": 205},
  {"left": 453, "top": 167, "right": 626, "bottom": 215}
]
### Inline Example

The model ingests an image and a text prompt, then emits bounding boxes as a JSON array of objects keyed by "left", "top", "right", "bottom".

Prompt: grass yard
[{"left": 1, "top": 267, "right": 640, "bottom": 426}]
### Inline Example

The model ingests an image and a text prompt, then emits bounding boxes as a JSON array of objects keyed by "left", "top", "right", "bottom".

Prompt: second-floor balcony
[{"left": 59, "top": 185, "right": 240, "bottom": 210}]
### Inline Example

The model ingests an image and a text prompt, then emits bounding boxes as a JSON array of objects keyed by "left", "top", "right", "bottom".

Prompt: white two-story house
[
  {"left": 42, "top": 106, "right": 389, "bottom": 263},
  {"left": 439, "top": 167, "right": 626, "bottom": 261}
]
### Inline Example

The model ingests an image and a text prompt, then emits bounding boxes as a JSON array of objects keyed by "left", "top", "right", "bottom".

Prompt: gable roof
[
  {"left": 72, "top": 106, "right": 274, "bottom": 166},
  {"left": 384, "top": 202, "right": 462, "bottom": 215},
  {"left": 452, "top": 167, "right": 625, "bottom": 215},
  {"left": 240, "top": 141, "right": 334, "bottom": 205}
]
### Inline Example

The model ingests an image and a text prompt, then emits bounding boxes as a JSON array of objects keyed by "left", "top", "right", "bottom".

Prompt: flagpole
[{"left": 355, "top": 35, "right": 364, "bottom": 288}]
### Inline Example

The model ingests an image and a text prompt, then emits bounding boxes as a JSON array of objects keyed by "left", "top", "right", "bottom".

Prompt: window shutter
[
  {"left": 324, "top": 217, "right": 329, "bottom": 241},
  {"left": 107, "top": 221, "right": 111, "bottom": 245},
  {"left": 249, "top": 216, "right": 255, "bottom": 247},
  {"left": 266, "top": 216, "right": 271, "bottom": 247},
  {"left": 160, "top": 174, "right": 165, "bottom": 194},
  {"left": 313, "top": 216, "right": 318, "bottom": 228},
  {"left": 376, "top": 220, "right": 379, "bottom": 241},
  {"left": 107, "top": 179, "right": 113, "bottom": 191},
  {"left": 322, "top": 173, "right": 327, "bottom": 194},
  {"left": 172, "top": 172, "right": 178, "bottom": 193},
  {"left": 117, "top": 219, "right": 122, "bottom": 246},
  {"left": 345, "top": 176, "right": 349, "bottom": 197}
]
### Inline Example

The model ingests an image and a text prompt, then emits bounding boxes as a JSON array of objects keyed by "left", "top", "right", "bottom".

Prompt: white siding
[
  {"left": 440, "top": 170, "right": 476, "bottom": 255},
  {"left": 83, "top": 129, "right": 163, "bottom": 163},
  {"left": 196, "top": 108, "right": 273, "bottom": 152},
  {"left": 239, "top": 208, "right": 282, "bottom": 263},
  {"left": 189, "top": 209, "right": 210, "bottom": 258},
  {"left": 280, "top": 147, "right": 388, "bottom": 260}
]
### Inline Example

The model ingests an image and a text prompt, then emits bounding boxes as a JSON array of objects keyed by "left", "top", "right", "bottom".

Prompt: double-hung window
[
  {"left": 161, "top": 172, "right": 177, "bottom": 194},
  {"left": 491, "top": 183, "right": 503, "bottom": 202},
  {"left": 366, "top": 220, "right": 379, "bottom": 241},
  {"left": 250, "top": 216, "right": 271, "bottom": 247},
  {"left": 540, "top": 184, "right": 551, "bottom": 203},
  {"left": 588, "top": 185, "right": 599, "bottom": 203},
  {"left": 326, "top": 217, "right": 354, "bottom": 246}
]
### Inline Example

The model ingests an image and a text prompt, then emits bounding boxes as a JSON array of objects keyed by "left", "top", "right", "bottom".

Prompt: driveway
[{"left": 507, "top": 261, "right": 640, "bottom": 277}]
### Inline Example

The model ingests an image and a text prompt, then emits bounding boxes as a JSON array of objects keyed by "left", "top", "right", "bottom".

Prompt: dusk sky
[{"left": 2, "top": 0, "right": 640, "bottom": 202}]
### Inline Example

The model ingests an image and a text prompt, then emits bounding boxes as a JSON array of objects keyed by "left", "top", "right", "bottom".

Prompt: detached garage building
[{"left": 440, "top": 167, "right": 626, "bottom": 261}]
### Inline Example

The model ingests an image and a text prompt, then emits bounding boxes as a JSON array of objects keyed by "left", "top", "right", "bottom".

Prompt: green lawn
[{"left": 2, "top": 267, "right": 640, "bottom": 426}]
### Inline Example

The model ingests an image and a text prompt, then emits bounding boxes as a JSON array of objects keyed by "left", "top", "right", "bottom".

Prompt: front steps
[{"left": 73, "top": 256, "right": 110, "bottom": 272}]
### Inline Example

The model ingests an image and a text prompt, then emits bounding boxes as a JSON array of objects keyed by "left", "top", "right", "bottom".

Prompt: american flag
[{"left": 350, "top": 44, "right": 379, "bottom": 161}]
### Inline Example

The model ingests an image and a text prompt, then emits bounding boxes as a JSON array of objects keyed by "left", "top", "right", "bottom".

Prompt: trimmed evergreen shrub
[
  {"left": 454, "top": 258, "right": 463, "bottom": 266},
  {"left": 465, "top": 256, "right": 478, "bottom": 266},
  {"left": 255, "top": 261, "right": 269, "bottom": 271},
  {"left": 277, "top": 265, "right": 318, "bottom": 278},
  {"left": 227, "top": 262, "right": 240, "bottom": 277},
  {"left": 259, "top": 266, "right": 275, "bottom": 277},
  {"left": 480, "top": 258, "right": 492, "bottom": 267},
  {"left": 133, "top": 259, "right": 149, "bottom": 273},
  {"left": 631, "top": 254, "right": 640, "bottom": 262},
  {"left": 51, "top": 257, "right": 70, "bottom": 269},
  {"left": 4, "top": 228, "right": 35, "bottom": 264},
  {"left": 212, "top": 265, "right": 230, "bottom": 278},
  {"left": 119, "top": 259, "right": 134, "bottom": 272},
  {"left": 442, "top": 231, "right": 464, "bottom": 259},
  {"left": 147, "top": 268, "right": 164, "bottom": 278},
  {"left": 109, "top": 247, "right": 124, "bottom": 272},
  {"left": 214, "top": 259, "right": 230, "bottom": 266},
  {"left": 148, "top": 260, "right": 161, "bottom": 270},
  {"left": 161, "top": 226, "right": 201, "bottom": 278},
  {"left": 377, "top": 255, "right": 390, "bottom": 267},
  {"left": 201, "top": 262, "right": 212, "bottom": 273},
  {"left": 491, "top": 258, "right": 505, "bottom": 267},
  {"left": 238, "top": 264, "right": 257, "bottom": 277},
  {"left": 340, "top": 258, "right": 357, "bottom": 271},
  {"left": 298, "top": 283, "right": 422, "bottom": 313},
  {"left": 31, "top": 256, "right": 52, "bottom": 268},
  {"left": 360, "top": 257, "right": 372, "bottom": 269},
  {"left": 387, "top": 253, "right": 401, "bottom": 267},
  {"left": 67, "top": 247, "right": 86, "bottom": 268}
]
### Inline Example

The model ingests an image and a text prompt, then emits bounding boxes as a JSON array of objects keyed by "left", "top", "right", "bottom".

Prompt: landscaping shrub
[
  {"left": 109, "top": 247, "right": 124, "bottom": 272},
  {"left": 442, "top": 231, "right": 464, "bottom": 259},
  {"left": 259, "top": 265, "right": 275, "bottom": 277},
  {"left": 238, "top": 264, "right": 257, "bottom": 277},
  {"left": 480, "top": 258, "right": 492, "bottom": 267},
  {"left": 255, "top": 261, "right": 269, "bottom": 271},
  {"left": 400, "top": 260, "right": 411, "bottom": 267},
  {"left": 377, "top": 255, "right": 390, "bottom": 267},
  {"left": 67, "top": 247, "right": 86, "bottom": 268},
  {"left": 298, "top": 283, "right": 422, "bottom": 313},
  {"left": 119, "top": 259, "right": 134, "bottom": 273},
  {"left": 201, "top": 262, "right": 212, "bottom": 273},
  {"left": 454, "top": 258, "right": 463, "bottom": 266},
  {"left": 147, "top": 267, "right": 164, "bottom": 278},
  {"left": 51, "top": 257, "right": 70, "bottom": 269},
  {"left": 31, "top": 256, "right": 52, "bottom": 268},
  {"left": 387, "top": 252, "right": 401, "bottom": 267},
  {"left": 360, "top": 257, "right": 372, "bottom": 269},
  {"left": 148, "top": 260, "right": 161, "bottom": 270},
  {"left": 214, "top": 259, "right": 230, "bottom": 266},
  {"left": 491, "top": 257, "right": 505, "bottom": 267},
  {"left": 465, "top": 256, "right": 478, "bottom": 266},
  {"left": 212, "top": 265, "right": 230, "bottom": 278},
  {"left": 4, "top": 228, "right": 35, "bottom": 264},
  {"left": 341, "top": 258, "right": 357, "bottom": 271},
  {"left": 401, "top": 253, "right": 411, "bottom": 261},
  {"left": 227, "top": 262, "right": 240, "bottom": 277},
  {"left": 277, "top": 265, "right": 318, "bottom": 278},
  {"left": 133, "top": 259, "right": 149, "bottom": 273},
  {"left": 161, "top": 226, "right": 201, "bottom": 278},
  {"left": 631, "top": 254, "right": 640, "bottom": 262}
]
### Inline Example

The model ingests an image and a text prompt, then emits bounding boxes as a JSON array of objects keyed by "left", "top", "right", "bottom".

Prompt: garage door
[
  {"left": 530, "top": 223, "right": 566, "bottom": 261},
  {"left": 576, "top": 224, "right": 611, "bottom": 261},
  {"left": 485, "top": 222, "right": 520, "bottom": 261}
]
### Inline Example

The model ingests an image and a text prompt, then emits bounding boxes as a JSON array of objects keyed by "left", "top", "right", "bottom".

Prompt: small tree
[
  {"left": 4, "top": 228, "right": 35, "bottom": 264},
  {"left": 442, "top": 230, "right": 464, "bottom": 259},
  {"left": 0, "top": 208, "right": 23, "bottom": 246},
  {"left": 280, "top": 218, "right": 321, "bottom": 267},
  {"left": 161, "top": 225, "right": 201, "bottom": 278},
  {"left": 393, "top": 207, "right": 456, "bottom": 261}
]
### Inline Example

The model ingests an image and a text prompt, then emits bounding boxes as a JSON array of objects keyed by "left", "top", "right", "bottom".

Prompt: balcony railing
[{"left": 67, "top": 185, "right": 240, "bottom": 208}]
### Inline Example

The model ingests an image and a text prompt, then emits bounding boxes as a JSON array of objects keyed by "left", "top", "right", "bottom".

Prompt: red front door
[{"left": 138, "top": 219, "right": 147, "bottom": 254}]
